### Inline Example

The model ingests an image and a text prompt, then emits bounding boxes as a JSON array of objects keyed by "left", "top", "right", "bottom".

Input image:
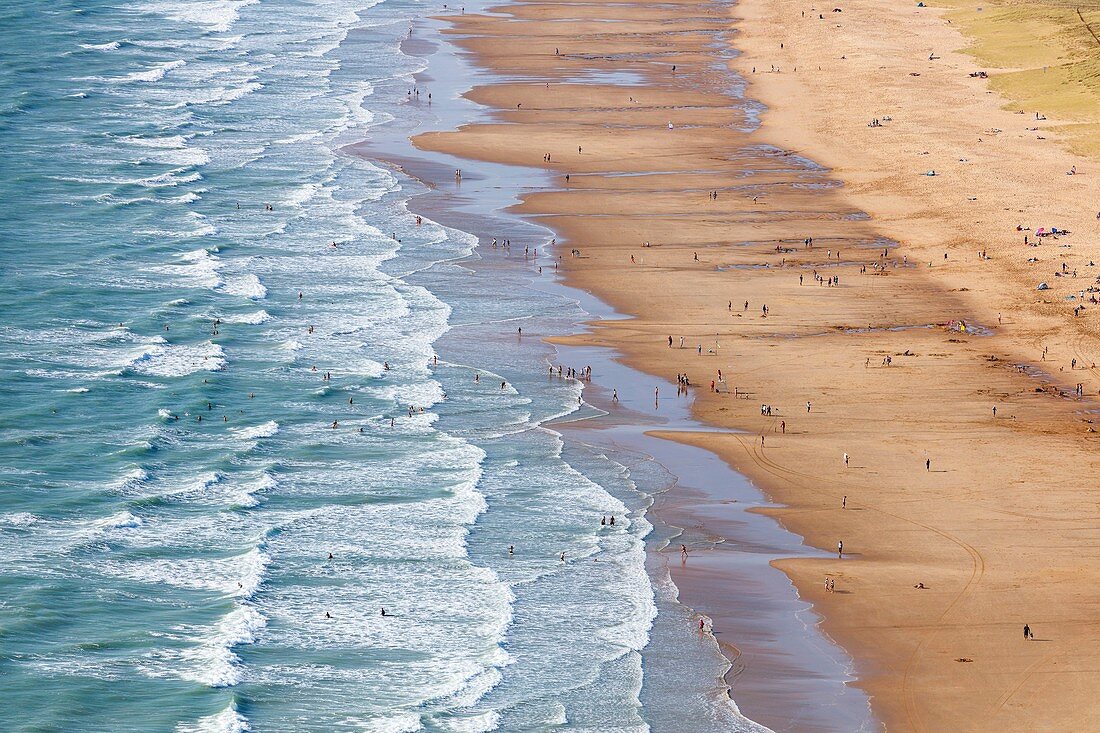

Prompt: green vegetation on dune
[{"left": 938, "top": 0, "right": 1100, "bottom": 155}]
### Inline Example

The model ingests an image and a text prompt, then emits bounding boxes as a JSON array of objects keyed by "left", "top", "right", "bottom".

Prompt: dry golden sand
[{"left": 414, "top": 0, "right": 1100, "bottom": 729}]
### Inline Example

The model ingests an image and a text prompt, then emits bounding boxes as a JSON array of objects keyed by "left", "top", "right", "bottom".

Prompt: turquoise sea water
[{"left": 0, "top": 1, "right": 775, "bottom": 731}]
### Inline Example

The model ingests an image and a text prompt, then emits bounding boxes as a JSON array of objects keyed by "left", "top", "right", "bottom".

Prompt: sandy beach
[{"left": 410, "top": 0, "right": 1100, "bottom": 729}]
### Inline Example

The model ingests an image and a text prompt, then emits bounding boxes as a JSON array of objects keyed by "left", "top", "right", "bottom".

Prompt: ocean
[{"left": 0, "top": 1, "right": 780, "bottom": 731}]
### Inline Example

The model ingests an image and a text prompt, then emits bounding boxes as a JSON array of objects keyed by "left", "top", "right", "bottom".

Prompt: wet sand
[
  {"left": 358, "top": 7, "right": 877, "bottom": 731},
  {"left": 402, "top": 0, "right": 1100, "bottom": 730}
]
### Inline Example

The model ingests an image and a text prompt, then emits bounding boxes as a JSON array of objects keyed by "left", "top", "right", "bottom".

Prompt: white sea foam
[
  {"left": 109, "top": 59, "right": 186, "bottom": 84},
  {"left": 124, "top": 134, "right": 190, "bottom": 149},
  {"left": 231, "top": 420, "right": 279, "bottom": 441},
  {"left": 158, "top": 147, "right": 211, "bottom": 167},
  {"left": 128, "top": 341, "right": 227, "bottom": 377},
  {"left": 434, "top": 711, "right": 499, "bottom": 733},
  {"left": 230, "top": 473, "right": 276, "bottom": 509},
  {"left": 167, "top": 471, "right": 223, "bottom": 501},
  {"left": 91, "top": 511, "right": 143, "bottom": 530},
  {"left": 275, "top": 131, "right": 323, "bottom": 145},
  {"left": 166, "top": 248, "right": 223, "bottom": 288},
  {"left": 176, "top": 702, "right": 251, "bottom": 733},
  {"left": 135, "top": 169, "right": 203, "bottom": 188},
  {"left": 219, "top": 274, "right": 266, "bottom": 300},
  {"left": 80, "top": 41, "right": 122, "bottom": 51},
  {"left": 234, "top": 548, "right": 269, "bottom": 597},
  {"left": 284, "top": 182, "right": 321, "bottom": 207},
  {"left": 111, "top": 467, "right": 150, "bottom": 492},
  {"left": 180, "top": 603, "right": 266, "bottom": 688},
  {"left": 144, "top": 0, "right": 258, "bottom": 33},
  {"left": 1, "top": 512, "right": 39, "bottom": 527},
  {"left": 219, "top": 310, "right": 270, "bottom": 324},
  {"left": 65, "top": 387, "right": 90, "bottom": 393},
  {"left": 111, "top": 190, "right": 204, "bottom": 207},
  {"left": 360, "top": 713, "right": 422, "bottom": 733},
  {"left": 102, "top": 542, "right": 266, "bottom": 599}
]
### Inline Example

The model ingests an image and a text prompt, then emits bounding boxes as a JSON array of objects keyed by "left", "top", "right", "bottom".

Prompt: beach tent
[{"left": 1037, "top": 282, "right": 1050, "bottom": 290}]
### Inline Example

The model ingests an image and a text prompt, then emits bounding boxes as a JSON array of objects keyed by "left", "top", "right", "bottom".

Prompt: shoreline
[
  {"left": 361, "top": 7, "right": 876, "bottom": 731},
  {"left": 405, "top": 0, "right": 1100, "bottom": 730}
]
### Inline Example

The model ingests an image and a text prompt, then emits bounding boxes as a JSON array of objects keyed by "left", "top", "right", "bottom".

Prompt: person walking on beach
[
  {"left": 926, "top": 458, "right": 931, "bottom": 471},
  {"left": 681, "top": 544, "right": 689, "bottom": 561},
  {"left": 844, "top": 452, "right": 849, "bottom": 467},
  {"left": 837, "top": 540, "right": 843, "bottom": 558},
  {"left": 1024, "top": 624, "right": 1031, "bottom": 640}
]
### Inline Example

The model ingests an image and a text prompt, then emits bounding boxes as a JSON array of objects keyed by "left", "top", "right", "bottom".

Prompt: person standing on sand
[
  {"left": 844, "top": 452, "right": 849, "bottom": 467},
  {"left": 1024, "top": 624, "right": 1031, "bottom": 640},
  {"left": 926, "top": 458, "right": 931, "bottom": 471},
  {"left": 837, "top": 540, "right": 843, "bottom": 558}
]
